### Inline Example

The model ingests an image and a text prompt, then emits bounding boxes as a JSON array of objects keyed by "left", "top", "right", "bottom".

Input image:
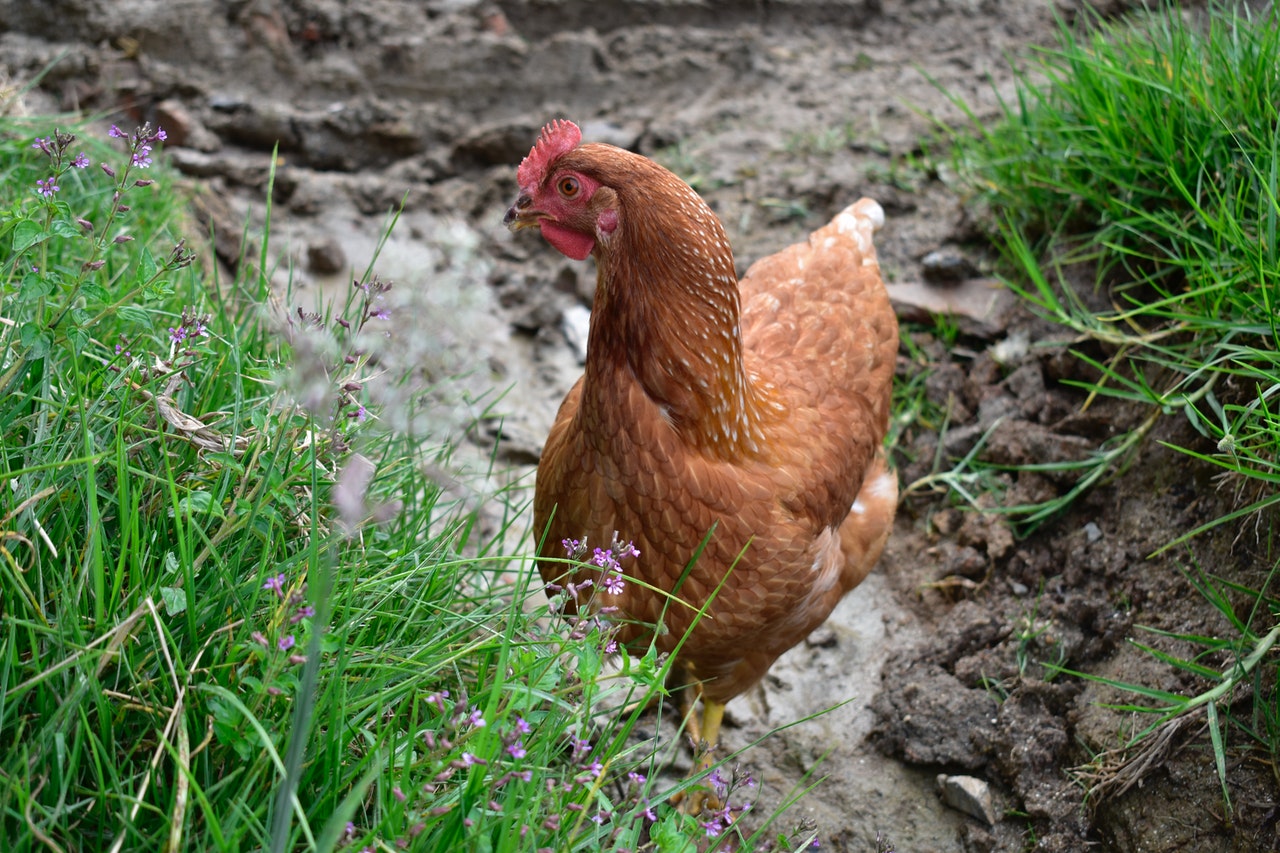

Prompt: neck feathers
[{"left": 578, "top": 149, "right": 765, "bottom": 458}]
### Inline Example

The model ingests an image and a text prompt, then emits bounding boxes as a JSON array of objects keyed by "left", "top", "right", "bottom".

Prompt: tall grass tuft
[{"left": 944, "top": 2, "right": 1280, "bottom": 536}]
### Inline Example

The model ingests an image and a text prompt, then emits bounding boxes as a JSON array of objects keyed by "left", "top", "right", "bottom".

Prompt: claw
[{"left": 671, "top": 686, "right": 727, "bottom": 815}]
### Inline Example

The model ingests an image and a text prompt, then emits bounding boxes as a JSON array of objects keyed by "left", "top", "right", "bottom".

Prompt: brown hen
[{"left": 506, "top": 120, "right": 898, "bottom": 779}]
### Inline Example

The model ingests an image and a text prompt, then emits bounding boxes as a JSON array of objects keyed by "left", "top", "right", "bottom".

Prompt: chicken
[{"left": 505, "top": 119, "right": 899, "bottom": 787}]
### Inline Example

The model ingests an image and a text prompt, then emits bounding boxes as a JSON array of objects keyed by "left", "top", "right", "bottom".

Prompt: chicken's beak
[{"left": 504, "top": 193, "right": 539, "bottom": 232}]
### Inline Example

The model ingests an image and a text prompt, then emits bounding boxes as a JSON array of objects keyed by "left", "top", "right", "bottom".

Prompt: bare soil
[{"left": 4, "top": 0, "right": 1277, "bottom": 849}]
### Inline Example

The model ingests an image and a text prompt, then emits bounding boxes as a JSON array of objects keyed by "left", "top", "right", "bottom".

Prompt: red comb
[{"left": 517, "top": 119, "right": 581, "bottom": 189}]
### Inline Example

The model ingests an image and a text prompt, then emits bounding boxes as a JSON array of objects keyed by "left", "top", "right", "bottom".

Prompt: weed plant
[
  {"left": 0, "top": 116, "right": 805, "bottom": 852},
  {"left": 942, "top": 1, "right": 1280, "bottom": 815}
]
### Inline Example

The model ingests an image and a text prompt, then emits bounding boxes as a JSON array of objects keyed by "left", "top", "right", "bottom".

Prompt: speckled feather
[{"left": 530, "top": 142, "right": 898, "bottom": 704}]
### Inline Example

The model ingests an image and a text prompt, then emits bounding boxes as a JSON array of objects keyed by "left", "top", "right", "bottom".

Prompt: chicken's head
[{"left": 504, "top": 119, "right": 619, "bottom": 261}]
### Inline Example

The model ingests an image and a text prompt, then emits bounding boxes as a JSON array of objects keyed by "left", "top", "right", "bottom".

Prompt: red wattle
[{"left": 540, "top": 221, "right": 595, "bottom": 260}]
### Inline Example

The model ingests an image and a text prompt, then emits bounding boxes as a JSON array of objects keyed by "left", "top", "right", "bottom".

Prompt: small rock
[
  {"left": 990, "top": 330, "right": 1030, "bottom": 366},
  {"left": 805, "top": 625, "right": 838, "bottom": 649},
  {"left": 937, "top": 774, "right": 998, "bottom": 825},
  {"left": 305, "top": 237, "right": 347, "bottom": 275},
  {"left": 885, "top": 278, "right": 1013, "bottom": 332},
  {"left": 921, "top": 248, "right": 979, "bottom": 283},
  {"left": 481, "top": 6, "right": 511, "bottom": 36},
  {"left": 580, "top": 120, "right": 640, "bottom": 150},
  {"left": 1083, "top": 522, "right": 1103, "bottom": 543},
  {"left": 153, "top": 99, "right": 221, "bottom": 152}
]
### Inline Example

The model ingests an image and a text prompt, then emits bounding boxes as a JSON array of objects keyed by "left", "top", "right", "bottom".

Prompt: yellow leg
[
  {"left": 675, "top": 690, "right": 726, "bottom": 815},
  {"left": 695, "top": 700, "right": 725, "bottom": 771}
]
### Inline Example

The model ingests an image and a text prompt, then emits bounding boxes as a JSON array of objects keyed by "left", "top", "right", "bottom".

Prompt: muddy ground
[{"left": 4, "top": 0, "right": 1278, "bottom": 849}]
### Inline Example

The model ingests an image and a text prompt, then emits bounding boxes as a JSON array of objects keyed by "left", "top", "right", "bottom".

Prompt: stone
[{"left": 937, "top": 774, "right": 998, "bottom": 825}]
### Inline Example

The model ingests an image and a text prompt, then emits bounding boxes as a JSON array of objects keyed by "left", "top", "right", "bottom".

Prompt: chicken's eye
[{"left": 557, "top": 176, "right": 580, "bottom": 199}]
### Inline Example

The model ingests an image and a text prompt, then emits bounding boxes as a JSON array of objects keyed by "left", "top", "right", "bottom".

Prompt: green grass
[
  {"left": 0, "top": 115, "right": 819, "bottom": 852},
  {"left": 937, "top": 0, "right": 1280, "bottom": 814},
  {"left": 943, "top": 1, "right": 1280, "bottom": 536}
]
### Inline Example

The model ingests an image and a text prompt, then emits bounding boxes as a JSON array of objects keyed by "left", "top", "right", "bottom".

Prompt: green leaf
[
  {"left": 175, "top": 490, "right": 225, "bottom": 519},
  {"left": 49, "top": 217, "right": 84, "bottom": 240},
  {"left": 12, "top": 219, "right": 48, "bottom": 253},
  {"left": 632, "top": 643, "right": 668, "bottom": 693},
  {"left": 650, "top": 812, "right": 697, "bottom": 853},
  {"left": 144, "top": 277, "right": 173, "bottom": 300},
  {"left": 116, "top": 305, "right": 153, "bottom": 327},
  {"left": 14, "top": 271, "right": 53, "bottom": 304},
  {"left": 160, "top": 586, "right": 188, "bottom": 615},
  {"left": 66, "top": 325, "right": 89, "bottom": 355},
  {"left": 79, "top": 280, "right": 109, "bottom": 303},
  {"left": 134, "top": 246, "right": 158, "bottom": 289},
  {"left": 18, "top": 323, "right": 51, "bottom": 358},
  {"left": 574, "top": 644, "right": 602, "bottom": 683}
]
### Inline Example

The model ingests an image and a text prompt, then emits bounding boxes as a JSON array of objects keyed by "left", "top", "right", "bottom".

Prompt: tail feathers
[
  {"left": 839, "top": 450, "right": 897, "bottom": 592},
  {"left": 814, "top": 197, "right": 884, "bottom": 264}
]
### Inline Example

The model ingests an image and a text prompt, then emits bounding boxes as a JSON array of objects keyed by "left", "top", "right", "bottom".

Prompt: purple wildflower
[
  {"left": 263, "top": 573, "right": 286, "bottom": 597},
  {"left": 291, "top": 604, "right": 316, "bottom": 624},
  {"left": 392, "top": 785, "right": 406, "bottom": 803},
  {"left": 132, "top": 144, "right": 153, "bottom": 168},
  {"left": 466, "top": 707, "right": 486, "bottom": 728},
  {"left": 277, "top": 634, "right": 296, "bottom": 652},
  {"left": 602, "top": 571, "right": 625, "bottom": 595},
  {"left": 35, "top": 177, "right": 59, "bottom": 197},
  {"left": 72, "top": 152, "right": 89, "bottom": 169},
  {"left": 513, "top": 716, "right": 531, "bottom": 735},
  {"left": 108, "top": 125, "right": 126, "bottom": 139},
  {"left": 506, "top": 740, "right": 526, "bottom": 759}
]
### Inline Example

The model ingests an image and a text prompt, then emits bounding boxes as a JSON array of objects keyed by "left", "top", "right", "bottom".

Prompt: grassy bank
[{"left": 943, "top": 0, "right": 1280, "bottom": 811}]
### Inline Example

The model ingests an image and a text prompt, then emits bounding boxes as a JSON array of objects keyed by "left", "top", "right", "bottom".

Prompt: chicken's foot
[{"left": 674, "top": 685, "right": 726, "bottom": 815}]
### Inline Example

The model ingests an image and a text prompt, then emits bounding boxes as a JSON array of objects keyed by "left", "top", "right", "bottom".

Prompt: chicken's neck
[{"left": 583, "top": 225, "right": 766, "bottom": 460}]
